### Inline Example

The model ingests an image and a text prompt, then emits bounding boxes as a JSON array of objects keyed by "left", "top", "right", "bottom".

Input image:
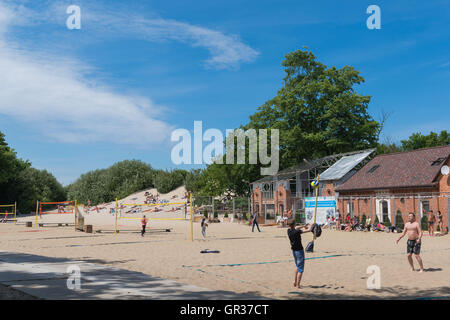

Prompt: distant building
[{"left": 335, "top": 145, "right": 450, "bottom": 231}]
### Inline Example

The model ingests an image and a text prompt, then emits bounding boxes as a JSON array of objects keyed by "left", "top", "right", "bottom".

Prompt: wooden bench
[
  {"left": 38, "top": 222, "right": 74, "bottom": 227},
  {"left": 95, "top": 228, "right": 172, "bottom": 234}
]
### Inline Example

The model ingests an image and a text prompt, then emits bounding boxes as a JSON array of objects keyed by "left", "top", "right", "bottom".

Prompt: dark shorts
[
  {"left": 292, "top": 250, "right": 305, "bottom": 273},
  {"left": 407, "top": 239, "right": 421, "bottom": 255}
]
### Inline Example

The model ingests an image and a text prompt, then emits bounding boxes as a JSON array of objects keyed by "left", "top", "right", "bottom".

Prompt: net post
[
  {"left": 35, "top": 201, "right": 39, "bottom": 228},
  {"left": 190, "top": 193, "right": 193, "bottom": 242},
  {"left": 313, "top": 175, "right": 320, "bottom": 241},
  {"left": 74, "top": 200, "right": 77, "bottom": 232},
  {"left": 14, "top": 202, "right": 17, "bottom": 225},
  {"left": 115, "top": 198, "right": 118, "bottom": 234}
]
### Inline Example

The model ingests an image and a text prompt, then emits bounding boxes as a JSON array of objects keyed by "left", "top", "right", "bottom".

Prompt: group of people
[
  {"left": 426, "top": 210, "right": 444, "bottom": 236},
  {"left": 144, "top": 192, "right": 160, "bottom": 205},
  {"left": 323, "top": 211, "right": 401, "bottom": 233}
]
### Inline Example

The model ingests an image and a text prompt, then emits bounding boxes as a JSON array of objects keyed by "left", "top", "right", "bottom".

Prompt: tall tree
[
  {"left": 199, "top": 48, "right": 381, "bottom": 196},
  {"left": 247, "top": 48, "right": 380, "bottom": 169}
]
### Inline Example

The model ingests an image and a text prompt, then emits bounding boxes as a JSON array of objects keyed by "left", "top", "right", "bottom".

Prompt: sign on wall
[{"left": 305, "top": 196, "right": 336, "bottom": 225}]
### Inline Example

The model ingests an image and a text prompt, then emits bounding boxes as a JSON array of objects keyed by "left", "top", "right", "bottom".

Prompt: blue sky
[{"left": 0, "top": 0, "right": 449, "bottom": 185}]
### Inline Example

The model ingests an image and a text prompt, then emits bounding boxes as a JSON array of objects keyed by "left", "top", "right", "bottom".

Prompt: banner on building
[{"left": 305, "top": 196, "right": 336, "bottom": 225}]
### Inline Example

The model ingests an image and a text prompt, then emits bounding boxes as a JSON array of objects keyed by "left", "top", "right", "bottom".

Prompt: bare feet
[{"left": 419, "top": 269, "right": 424, "bottom": 273}]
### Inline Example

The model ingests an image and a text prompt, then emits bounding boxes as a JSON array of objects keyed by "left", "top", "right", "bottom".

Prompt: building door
[
  {"left": 420, "top": 200, "right": 430, "bottom": 219},
  {"left": 381, "top": 200, "right": 389, "bottom": 223},
  {"left": 376, "top": 198, "right": 390, "bottom": 223}
]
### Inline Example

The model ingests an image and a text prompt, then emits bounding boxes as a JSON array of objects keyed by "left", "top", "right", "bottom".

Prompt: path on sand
[{"left": 0, "top": 251, "right": 264, "bottom": 300}]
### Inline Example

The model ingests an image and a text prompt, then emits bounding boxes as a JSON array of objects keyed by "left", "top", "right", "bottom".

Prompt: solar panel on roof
[{"left": 319, "top": 150, "right": 374, "bottom": 181}]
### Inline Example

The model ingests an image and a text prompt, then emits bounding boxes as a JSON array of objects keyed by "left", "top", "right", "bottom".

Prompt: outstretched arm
[
  {"left": 302, "top": 224, "right": 314, "bottom": 233},
  {"left": 396, "top": 227, "right": 407, "bottom": 244},
  {"left": 417, "top": 223, "right": 423, "bottom": 243}
]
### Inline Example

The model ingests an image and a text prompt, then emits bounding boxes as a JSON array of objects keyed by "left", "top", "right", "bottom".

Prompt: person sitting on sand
[
  {"left": 388, "top": 225, "right": 398, "bottom": 233},
  {"left": 396, "top": 212, "right": 424, "bottom": 272},
  {"left": 287, "top": 218, "right": 314, "bottom": 289},
  {"left": 283, "top": 211, "right": 289, "bottom": 227},
  {"left": 365, "top": 218, "right": 372, "bottom": 231}
]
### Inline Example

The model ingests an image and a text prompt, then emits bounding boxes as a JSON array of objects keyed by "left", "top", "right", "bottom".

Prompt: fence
[
  {"left": 338, "top": 192, "right": 450, "bottom": 232},
  {"left": 192, "top": 195, "right": 252, "bottom": 221}
]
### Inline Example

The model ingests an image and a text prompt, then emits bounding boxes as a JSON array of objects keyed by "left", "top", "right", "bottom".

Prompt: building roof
[
  {"left": 335, "top": 145, "right": 450, "bottom": 192},
  {"left": 251, "top": 148, "right": 375, "bottom": 184},
  {"left": 319, "top": 150, "right": 375, "bottom": 181}
]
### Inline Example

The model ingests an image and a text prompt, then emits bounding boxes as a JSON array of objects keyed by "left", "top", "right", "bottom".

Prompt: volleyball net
[
  {"left": 113, "top": 194, "right": 193, "bottom": 240},
  {"left": 0, "top": 203, "right": 17, "bottom": 223},
  {"left": 35, "top": 200, "right": 78, "bottom": 230}
]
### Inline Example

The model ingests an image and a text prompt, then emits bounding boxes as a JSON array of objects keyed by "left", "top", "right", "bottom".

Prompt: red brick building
[
  {"left": 335, "top": 145, "right": 450, "bottom": 232},
  {"left": 251, "top": 149, "right": 375, "bottom": 223}
]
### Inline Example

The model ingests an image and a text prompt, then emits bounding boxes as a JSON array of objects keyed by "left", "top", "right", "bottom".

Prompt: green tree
[
  {"left": 401, "top": 131, "right": 449, "bottom": 151},
  {"left": 200, "top": 48, "right": 380, "bottom": 196},
  {"left": 247, "top": 49, "right": 380, "bottom": 169},
  {"left": 66, "top": 160, "right": 155, "bottom": 205},
  {"left": 152, "top": 169, "right": 186, "bottom": 194}
]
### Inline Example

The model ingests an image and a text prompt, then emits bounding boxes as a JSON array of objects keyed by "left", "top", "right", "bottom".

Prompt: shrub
[
  {"left": 224, "top": 212, "right": 229, "bottom": 218},
  {"left": 421, "top": 215, "right": 428, "bottom": 231},
  {"left": 374, "top": 215, "right": 379, "bottom": 225},
  {"left": 395, "top": 210, "right": 404, "bottom": 230},
  {"left": 203, "top": 208, "right": 208, "bottom": 218}
]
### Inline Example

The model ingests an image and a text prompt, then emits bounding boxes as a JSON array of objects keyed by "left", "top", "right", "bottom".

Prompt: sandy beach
[{"left": 1, "top": 188, "right": 449, "bottom": 300}]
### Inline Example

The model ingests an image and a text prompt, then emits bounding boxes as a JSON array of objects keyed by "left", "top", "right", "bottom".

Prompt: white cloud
[
  {"left": 26, "top": 1, "right": 260, "bottom": 70},
  {"left": 0, "top": 1, "right": 174, "bottom": 145}
]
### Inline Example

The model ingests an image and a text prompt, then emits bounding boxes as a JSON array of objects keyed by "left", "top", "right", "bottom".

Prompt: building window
[
  {"left": 431, "top": 158, "right": 445, "bottom": 166},
  {"left": 367, "top": 165, "right": 380, "bottom": 174},
  {"left": 421, "top": 200, "right": 430, "bottom": 213}
]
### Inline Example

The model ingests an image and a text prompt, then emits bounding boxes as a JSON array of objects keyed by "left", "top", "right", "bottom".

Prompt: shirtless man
[
  {"left": 427, "top": 210, "right": 436, "bottom": 236},
  {"left": 396, "top": 213, "right": 424, "bottom": 272}
]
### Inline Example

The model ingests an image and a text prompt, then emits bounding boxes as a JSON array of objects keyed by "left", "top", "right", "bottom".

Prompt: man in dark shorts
[
  {"left": 396, "top": 213, "right": 424, "bottom": 272},
  {"left": 287, "top": 218, "right": 314, "bottom": 288},
  {"left": 427, "top": 210, "right": 436, "bottom": 236}
]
